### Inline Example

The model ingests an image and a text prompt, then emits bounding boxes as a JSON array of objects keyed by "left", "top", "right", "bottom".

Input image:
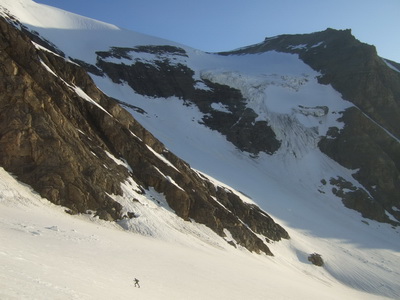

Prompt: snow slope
[
  {"left": 1, "top": 0, "right": 400, "bottom": 299},
  {"left": 0, "top": 0, "right": 187, "bottom": 64},
  {"left": 0, "top": 168, "right": 394, "bottom": 300}
]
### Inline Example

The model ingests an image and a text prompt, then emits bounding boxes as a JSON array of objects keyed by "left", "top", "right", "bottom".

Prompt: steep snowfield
[
  {"left": 0, "top": 0, "right": 188, "bottom": 64},
  {"left": 0, "top": 168, "right": 395, "bottom": 300},
  {"left": 1, "top": 0, "right": 400, "bottom": 299}
]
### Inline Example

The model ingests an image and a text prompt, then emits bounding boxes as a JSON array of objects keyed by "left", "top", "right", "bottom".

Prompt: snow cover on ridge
[
  {"left": 0, "top": 0, "right": 190, "bottom": 64},
  {"left": 1, "top": 0, "right": 400, "bottom": 299},
  {"left": 383, "top": 58, "right": 400, "bottom": 73}
]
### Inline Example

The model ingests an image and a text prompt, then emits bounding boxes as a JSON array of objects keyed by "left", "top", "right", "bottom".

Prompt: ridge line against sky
[{"left": 34, "top": 0, "right": 400, "bottom": 63}]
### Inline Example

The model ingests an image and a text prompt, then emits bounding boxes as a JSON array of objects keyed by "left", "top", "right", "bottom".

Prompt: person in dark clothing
[{"left": 134, "top": 278, "right": 140, "bottom": 288}]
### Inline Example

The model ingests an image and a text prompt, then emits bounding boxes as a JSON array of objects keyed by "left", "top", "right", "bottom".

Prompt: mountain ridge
[
  {"left": 1, "top": 1, "right": 400, "bottom": 298},
  {"left": 207, "top": 28, "right": 400, "bottom": 224},
  {"left": 3, "top": 0, "right": 398, "bottom": 227},
  {"left": 0, "top": 7, "right": 289, "bottom": 255}
]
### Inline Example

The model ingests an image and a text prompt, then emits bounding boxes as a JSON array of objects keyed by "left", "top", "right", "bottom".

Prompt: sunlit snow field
[
  {"left": 1, "top": 1, "right": 400, "bottom": 299},
  {"left": 1, "top": 168, "right": 397, "bottom": 300}
]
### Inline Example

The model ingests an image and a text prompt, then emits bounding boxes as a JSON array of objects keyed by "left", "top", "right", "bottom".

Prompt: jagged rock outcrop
[
  {"left": 308, "top": 253, "right": 324, "bottom": 267},
  {"left": 225, "top": 28, "right": 400, "bottom": 224},
  {"left": 0, "top": 13, "right": 127, "bottom": 217},
  {"left": 74, "top": 28, "right": 400, "bottom": 225},
  {"left": 0, "top": 15, "right": 289, "bottom": 254},
  {"left": 92, "top": 46, "right": 281, "bottom": 155}
]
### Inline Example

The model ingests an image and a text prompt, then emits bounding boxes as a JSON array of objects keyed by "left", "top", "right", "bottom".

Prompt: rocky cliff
[
  {"left": 90, "top": 45, "right": 281, "bottom": 155},
  {"left": 0, "top": 14, "right": 289, "bottom": 255},
  {"left": 222, "top": 29, "right": 400, "bottom": 225},
  {"left": 70, "top": 25, "right": 400, "bottom": 225}
]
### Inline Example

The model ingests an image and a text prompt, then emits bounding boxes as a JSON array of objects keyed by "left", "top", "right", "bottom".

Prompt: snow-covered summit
[
  {"left": 0, "top": 0, "right": 193, "bottom": 64},
  {"left": 1, "top": 0, "right": 119, "bottom": 30}
]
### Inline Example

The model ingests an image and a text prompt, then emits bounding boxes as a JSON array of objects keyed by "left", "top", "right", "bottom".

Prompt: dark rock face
[
  {"left": 329, "top": 176, "right": 389, "bottom": 223},
  {"left": 0, "top": 15, "right": 289, "bottom": 255},
  {"left": 227, "top": 28, "right": 400, "bottom": 224},
  {"left": 96, "top": 47, "right": 194, "bottom": 99},
  {"left": 308, "top": 253, "right": 324, "bottom": 267},
  {"left": 320, "top": 108, "right": 400, "bottom": 224},
  {"left": 92, "top": 46, "right": 281, "bottom": 155},
  {"left": 0, "top": 14, "right": 128, "bottom": 217}
]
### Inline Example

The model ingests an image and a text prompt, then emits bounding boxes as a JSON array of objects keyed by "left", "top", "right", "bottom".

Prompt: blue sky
[{"left": 35, "top": 0, "right": 400, "bottom": 62}]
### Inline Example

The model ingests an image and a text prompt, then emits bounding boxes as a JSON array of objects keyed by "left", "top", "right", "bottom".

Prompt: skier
[{"left": 134, "top": 278, "right": 140, "bottom": 288}]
